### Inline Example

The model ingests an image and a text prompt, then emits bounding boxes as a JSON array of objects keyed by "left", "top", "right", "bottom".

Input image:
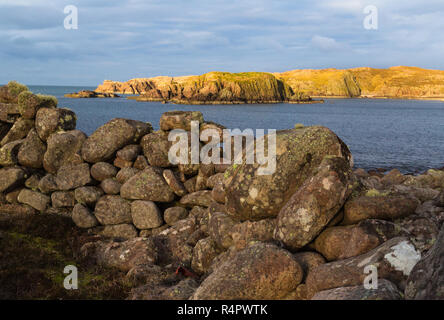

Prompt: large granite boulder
[
  {"left": 306, "top": 237, "right": 421, "bottom": 298},
  {"left": 191, "top": 242, "right": 303, "bottom": 300},
  {"left": 274, "top": 156, "right": 353, "bottom": 250},
  {"left": 81, "top": 118, "right": 152, "bottom": 163},
  {"left": 35, "top": 107, "right": 77, "bottom": 141},
  {"left": 43, "top": 130, "right": 86, "bottom": 174},
  {"left": 224, "top": 126, "right": 352, "bottom": 221},
  {"left": 120, "top": 167, "right": 175, "bottom": 202}
]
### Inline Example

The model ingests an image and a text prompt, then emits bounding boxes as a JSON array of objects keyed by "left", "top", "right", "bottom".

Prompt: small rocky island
[
  {"left": 65, "top": 90, "right": 120, "bottom": 99},
  {"left": 0, "top": 81, "right": 443, "bottom": 300}
]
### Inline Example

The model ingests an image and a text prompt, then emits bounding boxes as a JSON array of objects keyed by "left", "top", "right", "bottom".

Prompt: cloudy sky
[{"left": 1, "top": 0, "right": 443, "bottom": 85}]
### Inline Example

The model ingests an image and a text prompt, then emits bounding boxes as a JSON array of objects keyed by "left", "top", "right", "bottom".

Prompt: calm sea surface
[{"left": 28, "top": 85, "right": 444, "bottom": 174}]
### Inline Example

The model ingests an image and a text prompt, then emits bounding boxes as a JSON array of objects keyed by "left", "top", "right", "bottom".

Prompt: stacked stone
[
  {"left": 0, "top": 82, "right": 231, "bottom": 241},
  {"left": 1, "top": 81, "right": 443, "bottom": 300}
]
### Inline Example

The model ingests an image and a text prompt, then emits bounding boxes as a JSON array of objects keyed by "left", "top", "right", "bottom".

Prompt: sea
[{"left": 27, "top": 85, "right": 444, "bottom": 174}]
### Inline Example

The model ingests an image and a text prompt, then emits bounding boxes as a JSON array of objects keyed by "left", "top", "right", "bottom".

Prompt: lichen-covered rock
[
  {"left": 224, "top": 126, "right": 352, "bottom": 221},
  {"left": 17, "top": 128, "right": 46, "bottom": 169},
  {"left": 191, "top": 242, "right": 303, "bottom": 300},
  {"left": 274, "top": 157, "right": 353, "bottom": 250},
  {"left": 131, "top": 200, "right": 163, "bottom": 229},
  {"left": 159, "top": 111, "right": 204, "bottom": 131},
  {"left": 80, "top": 237, "right": 158, "bottom": 271},
  {"left": 162, "top": 169, "right": 187, "bottom": 196},
  {"left": 0, "top": 139, "right": 23, "bottom": 166},
  {"left": 314, "top": 219, "right": 410, "bottom": 261},
  {"left": 0, "top": 117, "right": 34, "bottom": 146},
  {"left": 180, "top": 191, "right": 213, "bottom": 208},
  {"left": 343, "top": 194, "right": 418, "bottom": 225},
  {"left": 72, "top": 203, "right": 99, "bottom": 228},
  {"left": 17, "top": 91, "right": 57, "bottom": 119},
  {"left": 100, "top": 178, "right": 121, "bottom": 195},
  {"left": 55, "top": 163, "right": 92, "bottom": 191},
  {"left": 120, "top": 167, "right": 175, "bottom": 202},
  {"left": 35, "top": 108, "right": 77, "bottom": 141},
  {"left": 312, "top": 279, "right": 402, "bottom": 300},
  {"left": 51, "top": 191, "right": 75, "bottom": 208},
  {"left": 405, "top": 224, "right": 444, "bottom": 300},
  {"left": 99, "top": 224, "right": 138, "bottom": 239},
  {"left": 43, "top": 130, "right": 86, "bottom": 174},
  {"left": 0, "top": 167, "right": 25, "bottom": 193},
  {"left": 17, "top": 189, "right": 50, "bottom": 212},
  {"left": 90, "top": 162, "right": 118, "bottom": 181},
  {"left": 81, "top": 118, "right": 151, "bottom": 163},
  {"left": 306, "top": 237, "right": 421, "bottom": 298},
  {"left": 74, "top": 186, "right": 103, "bottom": 207},
  {"left": 141, "top": 131, "right": 172, "bottom": 167},
  {"left": 94, "top": 195, "right": 132, "bottom": 225},
  {"left": 164, "top": 206, "right": 188, "bottom": 226},
  {"left": 191, "top": 237, "right": 222, "bottom": 275}
]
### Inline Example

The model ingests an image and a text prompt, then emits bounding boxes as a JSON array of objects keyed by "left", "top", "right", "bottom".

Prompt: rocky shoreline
[{"left": 1, "top": 80, "right": 443, "bottom": 300}]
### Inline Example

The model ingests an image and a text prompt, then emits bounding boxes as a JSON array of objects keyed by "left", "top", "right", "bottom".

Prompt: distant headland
[{"left": 65, "top": 66, "right": 444, "bottom": 104}]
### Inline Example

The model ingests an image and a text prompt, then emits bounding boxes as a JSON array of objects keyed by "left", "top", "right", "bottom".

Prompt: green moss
[
  {"left": 294, "top": 123, "right": 305, "bottom": 129},
  {"left": 365, "top": 189, "right": 390, "bottom": 197},
  {"left": 37, "top": 94, "right": 58, "bottom": 107},
  {"left": 7, "top": 81, "right": 29, "bottom": 97}
]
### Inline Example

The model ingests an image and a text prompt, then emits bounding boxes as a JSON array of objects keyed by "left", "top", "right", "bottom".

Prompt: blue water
[{"left": 28, "top": 85, "right": 444, "bottom": 174}]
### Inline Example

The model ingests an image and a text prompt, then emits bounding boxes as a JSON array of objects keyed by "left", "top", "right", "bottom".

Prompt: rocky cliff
[
  {"left": 96, "top": 66, "right": 444, "bottom": 100},
  {"left": 96, "top": 72, "right": 313, "bottom": 104},
  {"left": 276, "top": 66, "right": 444, "bottom": 98}
]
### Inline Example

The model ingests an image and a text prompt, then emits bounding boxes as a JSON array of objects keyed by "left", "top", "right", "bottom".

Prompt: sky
[{"left": 0, "top": 0, "right": 443, "bottom": 86}]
